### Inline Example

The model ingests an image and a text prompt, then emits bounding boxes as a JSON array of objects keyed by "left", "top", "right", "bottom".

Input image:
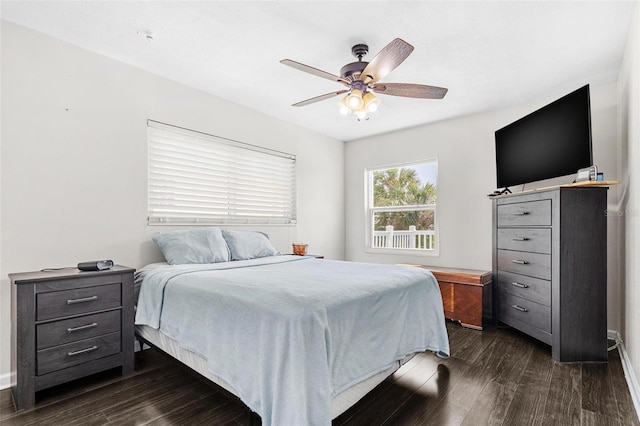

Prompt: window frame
[
  {"left": 364, "top": 159, "right": 439, "bottom": 256},
  {"left": 147, "top": 120, "right": 297, "bottom": 226}
]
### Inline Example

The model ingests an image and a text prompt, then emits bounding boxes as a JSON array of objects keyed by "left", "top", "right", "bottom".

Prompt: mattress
[{"left": 135, "top": 324, "right": 410, "bottom": 419}]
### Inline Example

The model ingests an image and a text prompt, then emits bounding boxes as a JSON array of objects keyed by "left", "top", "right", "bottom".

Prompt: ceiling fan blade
[
  {"left": 280, "top": 59, "right": 350, "bottom": 86},
  {"left": 372, "top": 83, "right": 448, "bottom": 99},
  {"left": 292, "top": 90, "right": 349, "bottom": 107},
  {"left": 360, "top": 38, "right": 414, "bottom": 84}
]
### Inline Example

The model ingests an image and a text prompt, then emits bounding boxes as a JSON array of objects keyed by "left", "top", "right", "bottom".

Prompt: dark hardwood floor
[{"left": 2, "top": 321, "right": 638, "bottom": 425}]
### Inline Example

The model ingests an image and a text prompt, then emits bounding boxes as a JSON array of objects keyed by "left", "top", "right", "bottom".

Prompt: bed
[{"left": 134, "top": 229, "right": 449, "bottom": 425}]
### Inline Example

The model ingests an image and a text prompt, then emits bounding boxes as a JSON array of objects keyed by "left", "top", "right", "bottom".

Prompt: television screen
[{"left": 495, "top": 85, "right": 593, "bottom": 189}]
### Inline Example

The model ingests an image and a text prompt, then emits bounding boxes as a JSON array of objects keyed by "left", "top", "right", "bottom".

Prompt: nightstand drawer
[
  {"left": 497, "top": 271, "right": 550, "bottom": 306},
  {"left": 497, "top": 249, "right": 551, "bottom": 280},
  {"left": 497, "top": 228, "right": 551, "bottom": 254},
  {"left": 37, "top": 310, "right": 121, "bottom": 350},
  {"left": 37, "top": 283, "right": 121, "bottom": 321},
  {"left": 498, "top": 292, "right": 551, "bottom": 333},
  {"left": 37, "top": 332, "right": 121, "bottom": 376},
  {"left": 497, "top": 200, "right": 551, "bottom": 227}
]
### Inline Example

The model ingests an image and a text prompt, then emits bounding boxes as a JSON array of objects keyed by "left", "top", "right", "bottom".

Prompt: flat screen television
[{"left": 495, "top": 84, "right": 593, "bottom": 190}]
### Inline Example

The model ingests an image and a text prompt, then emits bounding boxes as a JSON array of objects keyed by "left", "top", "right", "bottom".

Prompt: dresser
[
  {"left": 10, "top": 266, "right": 135, "bottom": 410},
  {"left": 492, "top": 187, "right": 607, "bottom": 362}
]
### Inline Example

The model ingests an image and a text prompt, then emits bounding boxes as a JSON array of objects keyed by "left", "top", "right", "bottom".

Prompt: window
[
  {"left": 147, "top": 120, "right": 296, "bottom": 225},
  {"left": 366, "top": 160, "right": 438, "bottom": 253}
]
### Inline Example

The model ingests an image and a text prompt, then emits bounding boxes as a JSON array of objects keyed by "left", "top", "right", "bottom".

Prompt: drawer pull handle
[
  {"left": 66, "top": 295, "right": 98, "bottom": 305},
  {"left": 512, "top": 237, "right": 529, "bottom": 241},
  {"left": 512, "top": 305, "right": 529, "bottom": 312},
  {"left": 511, "top": 282, "right": 529, "bottom": 289},
  {"left": 67, "top": 345, "right": 98, "bottom": 357},
  {"left": 67, "top": 323, "right": 98, "bottom": 333},
  {"left": 513, "top": 211, "right": 529, "bottom": 216},
  {"left": 512, "top": 260, "right": 529, "bottom": 265}
]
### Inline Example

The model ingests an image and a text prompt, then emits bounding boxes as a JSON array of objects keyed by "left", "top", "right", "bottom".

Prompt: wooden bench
[{"left": 401, "top": 265, "right": 492, "bottom": 330}]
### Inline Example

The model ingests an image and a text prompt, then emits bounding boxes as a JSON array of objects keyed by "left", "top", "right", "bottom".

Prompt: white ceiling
[{"left": 1, "top": 1, "right": 636, "bottom": 142}]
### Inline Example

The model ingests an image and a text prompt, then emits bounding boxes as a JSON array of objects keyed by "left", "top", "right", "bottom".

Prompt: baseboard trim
[
  {"left": 0, "top": 372, "right": 11, "bottom": 390},
  {"left": 610, "top": 330, "right": 640, "bottom": 423}
]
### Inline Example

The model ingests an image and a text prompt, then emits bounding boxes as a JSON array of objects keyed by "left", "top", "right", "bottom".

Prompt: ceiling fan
[{"left": 280, "top": 38, "right": 447, "bottom": 120}]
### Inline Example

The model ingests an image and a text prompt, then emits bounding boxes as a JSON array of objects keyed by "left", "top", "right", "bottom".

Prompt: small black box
[{"left": 77, "top": 260, "right": 114, "bottom": 271}]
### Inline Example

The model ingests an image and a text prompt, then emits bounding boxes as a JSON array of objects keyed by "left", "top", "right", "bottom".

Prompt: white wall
[
  {"left": 618, "top": 1, "right": 640, "bottom": 403},
  {"left": 345, "top": 80, "right": 621, "bottom": 327},
  {"left": 0, "top": 21, "right": 345, "bottom": 385}
]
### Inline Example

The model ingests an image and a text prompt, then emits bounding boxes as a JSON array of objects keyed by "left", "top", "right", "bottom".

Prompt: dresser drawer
[
  {"left": 497, "top": 200, "right": 551, "bottom": 227},
  {"left": 37, "top": 283, "right": 121, "bottom": 321},
  {"left": 37, "top": 332, "right": 121, "bottom": 376},
  {"left": 497, "top": 228, "right": 551, "bottom": 254},
  {"left": 37, "top": 310, "right": 121, "bottom": 350},
  {"left": 497, "top": 250, "right": 551, "bottom": 280},
  {"left": 498, "top": 292, "right": 551, "bottom": 333},
  {"left": 497, "top": 271, "right": 551, "bottom": 306}
]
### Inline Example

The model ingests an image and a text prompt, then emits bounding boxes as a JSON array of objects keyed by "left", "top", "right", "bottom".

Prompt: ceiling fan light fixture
[
  {"left": 363, "top": 92, "right": 381, "bottom": 113},
  {"left": 337, "top": 89, "right": 379, "bottom": 119},
  {"left": 337, "top": 97, "right": 350, "bottom": 115},
  {"left": 346, "top": 89, "right": 364, "bottom": 110}
]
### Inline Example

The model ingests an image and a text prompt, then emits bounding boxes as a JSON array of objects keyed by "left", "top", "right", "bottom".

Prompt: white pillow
[
  {"left": 221, "top": 230, "right": 280, "bottom": 261},
  {"left": 152, "top": 227, "right": 230, "bottom": 265}
]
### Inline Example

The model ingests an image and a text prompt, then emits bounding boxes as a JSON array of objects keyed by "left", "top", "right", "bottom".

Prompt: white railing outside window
[
  {"left": 147, "top": 120, "right": 296, "bottom": 225},
  {"left": 372, "top": 225, "right": 436, "bottom": 250}
]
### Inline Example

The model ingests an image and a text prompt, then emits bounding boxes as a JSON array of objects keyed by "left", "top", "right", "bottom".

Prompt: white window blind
[{"left": 147, "top": 120, "right": 296, "bottom": 225}]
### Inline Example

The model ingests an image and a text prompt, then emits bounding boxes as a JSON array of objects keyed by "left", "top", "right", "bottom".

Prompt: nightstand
[{"left": 10, "top": 265, "right": 135, "bottom": 410}]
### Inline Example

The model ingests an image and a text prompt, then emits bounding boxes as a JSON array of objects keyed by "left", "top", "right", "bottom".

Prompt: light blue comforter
[{"left": 135, "top": 255, "right": 449, "bottom": 426}]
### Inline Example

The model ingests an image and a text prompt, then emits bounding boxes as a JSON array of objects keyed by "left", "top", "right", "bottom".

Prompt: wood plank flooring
[{"left": 1, "top": 322, "right": 638, "bottom": 425}]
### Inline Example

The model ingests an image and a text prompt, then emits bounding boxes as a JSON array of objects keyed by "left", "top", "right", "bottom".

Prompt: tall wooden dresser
[
  {"left": 10, "top": 265, "right": 135, "bottom": 410},
  {"left": 492, "top": 187, "right": 607, "bottom": 362}
]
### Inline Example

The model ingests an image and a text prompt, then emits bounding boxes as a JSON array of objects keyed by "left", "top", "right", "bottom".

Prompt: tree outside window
[{"left": 367, "top": 161, "right": 437, "bottom": 252}]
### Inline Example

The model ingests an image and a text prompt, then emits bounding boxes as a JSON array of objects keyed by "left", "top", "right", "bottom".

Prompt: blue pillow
[
  {"left": 221, "top": 230, "right": 280, "bottom": 261},
  {"left": 152, "top": 227, "right": 230, "bottom": 265}
]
